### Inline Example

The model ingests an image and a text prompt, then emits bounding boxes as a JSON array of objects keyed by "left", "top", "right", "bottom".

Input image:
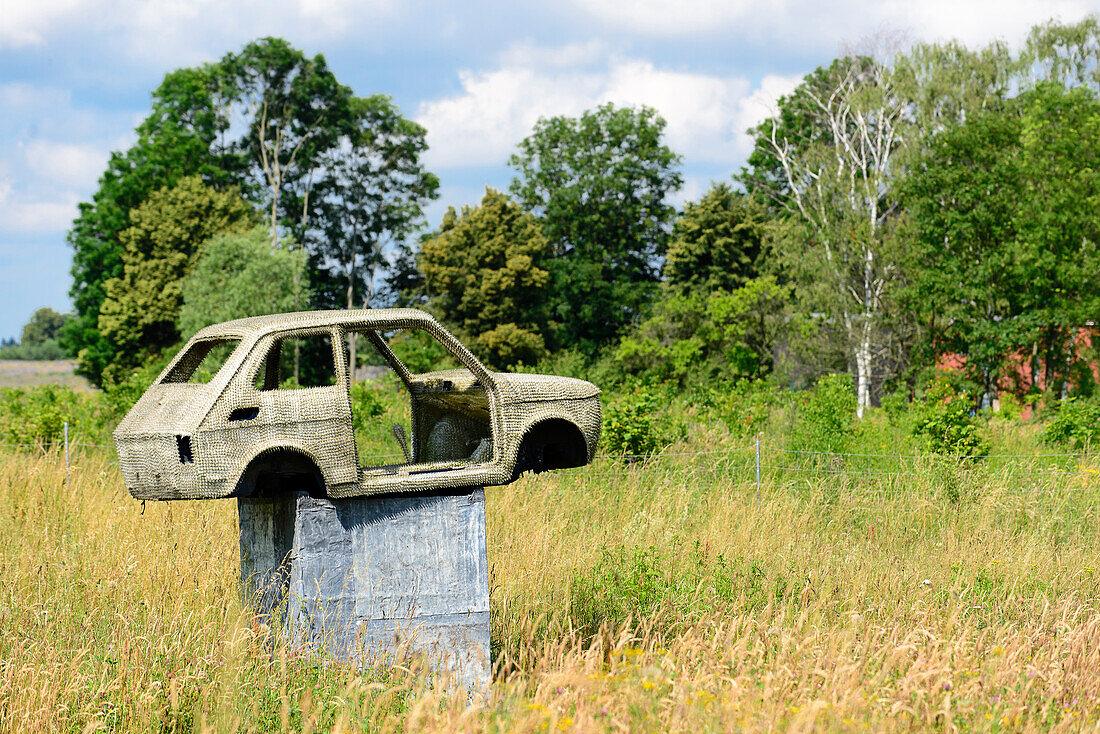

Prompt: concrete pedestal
[{"left": 238, "top": 488, "right": 490, "bottom": 692}]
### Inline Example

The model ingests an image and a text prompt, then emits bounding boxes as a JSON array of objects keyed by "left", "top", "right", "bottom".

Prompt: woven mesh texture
[{"left": 114, "top": 309, "right": 601, "bottom": 501}]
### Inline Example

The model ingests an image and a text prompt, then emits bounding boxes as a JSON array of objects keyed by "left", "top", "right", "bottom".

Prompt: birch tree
[{"left": 751, "top": 48, "right": 909, "bottom": 415}]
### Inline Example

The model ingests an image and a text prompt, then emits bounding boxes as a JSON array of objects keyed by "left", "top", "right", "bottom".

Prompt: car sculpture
[{"left": 114, "top": 309, "right": 601, "bottom": 500}]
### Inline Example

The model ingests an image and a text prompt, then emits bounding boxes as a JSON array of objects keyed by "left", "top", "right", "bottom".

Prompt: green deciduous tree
[
  {"left": 509, "top": 103, "right": 682, "bottom": 351},
  {"left": 221, "top": 37, "right": 352, "bottom": 244},
  {"left": 97, "top": 176, "right": 254, "bottom": 378},
  {"left": 613, "top": 277, "right": 789, "bottom": 385},
  {"left": 745, "top": 48, "right": 910, "bottom": 416},
  {"left": 418, "top": 189, "right": 552, "bottom": 368},
  {"left": 21, "top": 308, "right": 69, "bottom": 346},
  {"left": 902, "top": 99, "right": 1024, "bottom": 400},
  {"left": 314, "top": 94, "right": 439, "bottom": 312},
  {"left": 63, "top": 64, "right": 239, "bottom": 383},
  {"left": 664, "top": 183, "right": 766, "bottom": 292},
  {"left": 904, "top": 82, "right": 1100, "bottom": 401},
  {"left": 178, "top": 225, "right": 310, "bottom": 339}
]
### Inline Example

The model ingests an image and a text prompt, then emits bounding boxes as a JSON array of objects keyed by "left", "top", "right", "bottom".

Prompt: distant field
[{"left": 0, "top": 359, "right": 92, "bottom": 391}]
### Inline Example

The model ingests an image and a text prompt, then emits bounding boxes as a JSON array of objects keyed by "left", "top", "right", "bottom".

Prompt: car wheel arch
[
  {"left": 511, "top": 417, "right": 588, "bottom": 480},
  {"left": 234, "top": 445, "right": 327, "bottom": 498}
]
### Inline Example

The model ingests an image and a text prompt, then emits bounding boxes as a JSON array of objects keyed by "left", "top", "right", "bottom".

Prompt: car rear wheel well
[
  {"left": 235, "top": 448, "right": 326, "bottom": 498},
  {"left": 513, "top": 419, "right": 588, "bottom": 479}
]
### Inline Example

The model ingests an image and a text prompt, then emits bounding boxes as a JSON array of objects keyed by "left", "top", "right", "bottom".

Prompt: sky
[{"left": 0, "top": 0, "right": 1097, "bottom": 341}]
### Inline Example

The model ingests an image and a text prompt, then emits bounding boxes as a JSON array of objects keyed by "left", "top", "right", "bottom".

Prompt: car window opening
[
  {"left": 344, "top": 327, "right": 491, "bottom": 474},
  {"left": 254, "top": 332, "right": 337, "bottom": 391}
]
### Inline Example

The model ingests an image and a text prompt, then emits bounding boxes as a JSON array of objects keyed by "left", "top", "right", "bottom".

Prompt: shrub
[
  {"left": 789, "top": 373, "right": 857, "bottom": 455},
  {"left": 602, "top": 385, "right": 669, "bottom": 459},
  {"left": 0, "top": 339, "right": 69, "bottom": 360},
  {"left": 712, "top": 380, "right": 783, "bottom": 438},
  {"left": 911, "top": 377, "right": 989, "bottom": 456},
  {"left": 0, "top": 385, "right": 103, "bottom": 448},
  {"left": 1043, "top": 396, "right": 1100, "bottom": 450},
  {"left": 349, "top": 381, "right": 385, "bottom": 434}
]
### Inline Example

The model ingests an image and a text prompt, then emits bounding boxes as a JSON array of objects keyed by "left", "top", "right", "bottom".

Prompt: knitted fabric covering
[{"left": 114, "top": 309, "right": 601, "bottom": 501}]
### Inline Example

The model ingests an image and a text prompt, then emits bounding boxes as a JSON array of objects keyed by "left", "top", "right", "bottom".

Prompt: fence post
[
  {"left": 755, "top": 434, "right": 761, "bottom": 509},
  {"left": 63, "top": 421, "right": 70, "bottom": 484}
]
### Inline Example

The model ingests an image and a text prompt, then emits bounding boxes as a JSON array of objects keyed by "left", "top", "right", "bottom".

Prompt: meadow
[{"left": 0, "top": 384, "right": 1098, "bottom": 732}]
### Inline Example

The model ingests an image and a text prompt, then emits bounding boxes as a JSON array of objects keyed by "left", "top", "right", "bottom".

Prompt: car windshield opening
[{"left": 161, "top": 339, "right": 241, "bottom": 384}]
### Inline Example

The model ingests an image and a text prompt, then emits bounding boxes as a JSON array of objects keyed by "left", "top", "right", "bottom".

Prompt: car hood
[
  {"left": 114, "top": 383, "right": 217, "bottom": 438},
  {"left": 494, "top": 372, "right": 600, "bottom": 403}
]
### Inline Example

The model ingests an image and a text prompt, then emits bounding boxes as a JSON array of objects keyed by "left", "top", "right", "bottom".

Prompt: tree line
[{"left": 55, "top": 20, "right": 1100, "bottom": 413}]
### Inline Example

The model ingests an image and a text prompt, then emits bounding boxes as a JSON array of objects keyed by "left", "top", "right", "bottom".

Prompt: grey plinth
[{"left": 238, "top": 488, "right": 490, "bottom": 692}]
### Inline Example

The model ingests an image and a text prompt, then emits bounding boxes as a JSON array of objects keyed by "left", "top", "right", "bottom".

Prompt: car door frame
[
  {"left": 231, "top": 324, "right": 359, "bottom": 486},
  {"left": 340, "top": 316, "right": 506, "bottom": 494}
]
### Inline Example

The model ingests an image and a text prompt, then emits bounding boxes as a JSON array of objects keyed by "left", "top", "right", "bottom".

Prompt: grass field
[
  {"left": 0, "top": 391, "right": 1099, "bottom": 731},
  {"left": 1, "top": 450, "right": 1098, "bottom": 730}
]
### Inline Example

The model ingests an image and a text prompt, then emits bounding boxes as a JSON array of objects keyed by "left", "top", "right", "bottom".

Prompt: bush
[
  {"left": 1043, "top": 396, "right": 1100, "bottom": 450},
  {"left": 789, "top": 373, "right": 857, "bottom": 455},
  {"left": 602, "top": 385, "right": 669, "bottom": 459},
  {"left": 349, "top": 382, "right": 385, "bottom": 434},
  {"left": 711, "top": 380, "right": 783, "bottom": 438},
  {"left": 0, "top": 385, "right": 104, "bottom": 448},
  {"left": 911, "top": 376, "right": 989, "bottom": 457},
  {"left": 0, "top": 339, "right": 69, "bottom": 360}
]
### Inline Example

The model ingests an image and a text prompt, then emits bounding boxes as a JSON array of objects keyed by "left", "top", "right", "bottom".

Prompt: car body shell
[{"left": 113, "top": 309, "right": 601, "bottom": 500}]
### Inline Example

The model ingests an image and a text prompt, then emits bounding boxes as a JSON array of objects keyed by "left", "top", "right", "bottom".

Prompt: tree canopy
[
  {"left": 96, "top": 176, "right": 254, "bottom": 379},
  {"left": 178, "top": 226, "right": 310, "bottom": 339},
  {"left": 418, "top": 189, "right": 552, "bottom": 368},
  {"left": 509, "top": 103, "right": 682, "bottom": 351}
]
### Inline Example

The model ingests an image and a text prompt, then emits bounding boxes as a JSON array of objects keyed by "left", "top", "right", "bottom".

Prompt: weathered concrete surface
[{"left": 238, "top": 488, "right": 490, "bottom": 692}]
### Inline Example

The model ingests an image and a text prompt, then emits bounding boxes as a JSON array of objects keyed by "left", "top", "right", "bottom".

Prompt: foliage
[
  {"left": 349, "top": 382, "right": 386, "bottom": 438},
  {"left": 601, "top": 385, "right": 669, "bottom": 459},
  {"left": 789, "top": 373, "right": 858, "bottom": 455},
  {"left": 1043, "top": 396, "right": 1100, "bottom": 450},
  {"left": 388, "top": 330, "right": 456, "bottom": 374},
  {"left": 911, "top": 377, "right": 990, "bottom": 457},
  {"left": 613, "top": 277, "right": 789, "bottom": 385},
  {"left": 96, "top": 176, "right": 254, "bottom": 379},
  {"left": 509, "top": 103, "right": 683, "bottom": 351},
  {"left": 21, "top": 308, "right": 70, "bottom": 347},
  {"left": 177, "top": 226, "right": 310, "bottom": 339},
  {"left": 63, "top": 61, "right": 246, "bottom": 385},
  {"left": 66, "top": 37, "right": 435, "bottom": 384},
  {"left": 664, "top": 183, "right": 765, "bottom": 292},
  {"left": 901, "top": 97, "right": 1023, "bottom": 395},
  {"left": 0, "top": 385, "right": 104, "bottom": 448},
  {"left": 0, "top": 340, "right": 69, "bottom": 361},
  {"left": 418, "top": 189, "right": 552, "bottom": 368},
  {"left": 709, "top": 380, "right": 785, "bottom": 438},
  {"left": 314, "top": 95, "right": 439, "bottom": 310},
  {"left": 904, "top": 83, "right": 1100, "bottom": 399}
]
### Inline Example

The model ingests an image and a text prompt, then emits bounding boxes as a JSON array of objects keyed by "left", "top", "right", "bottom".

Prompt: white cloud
[
  {"left": 0, "top": 0, "right": 395, "bottom": 63},
  {"left": 416, "top": 45, "right": 803, "bottom": 170},
  {"left": 24, "top": 141, "right": 108, "bottom": 189},
  {"left": 0, "top": 192, "right": 81, "bottom": 234},
  {"left": 564, "top": 0, "right": 1098, "bottom": 50},
  {"left": 0, "top": 0, "right": 91, "bottom": 47}
]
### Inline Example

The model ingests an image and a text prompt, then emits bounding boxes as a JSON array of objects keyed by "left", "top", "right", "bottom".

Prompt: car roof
[{"left": 190, "top": 308, "right": 438, "bottom": 341}]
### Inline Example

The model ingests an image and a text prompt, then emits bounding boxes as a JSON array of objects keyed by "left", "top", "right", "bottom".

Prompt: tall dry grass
[{"left": 0, "top": 442, "right": 1098, "bottom": 732}]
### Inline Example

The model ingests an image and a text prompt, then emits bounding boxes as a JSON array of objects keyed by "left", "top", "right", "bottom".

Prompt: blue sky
[{"left": 0, "top": 0, "right": 1096, "bottom": 340}]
